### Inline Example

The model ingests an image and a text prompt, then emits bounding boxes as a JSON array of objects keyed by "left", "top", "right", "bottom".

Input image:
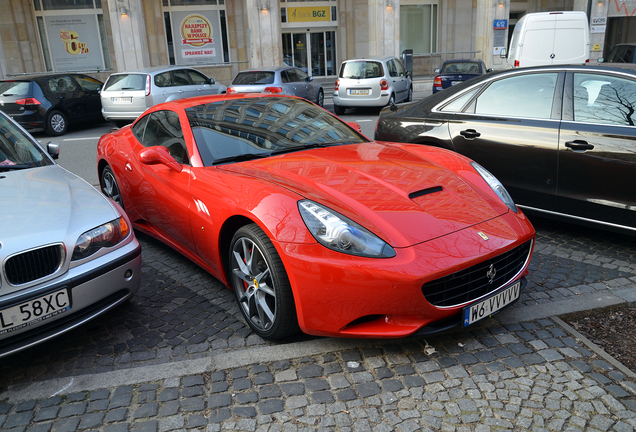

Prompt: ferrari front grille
[
  {"left": 4, "top": 244, "right": 65, "bottom": 286},
  {"left": 422, "top": 240, "right": 533, "bottom": 307}
]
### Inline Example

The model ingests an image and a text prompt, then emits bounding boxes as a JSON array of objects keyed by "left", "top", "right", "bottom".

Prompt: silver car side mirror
[{"left": 47, "top": 142, "right": 60, "bottom": 160}]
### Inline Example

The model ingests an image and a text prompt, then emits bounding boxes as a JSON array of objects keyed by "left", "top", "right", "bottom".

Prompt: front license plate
[
  {"left": 0, "top": 289, "right": 71, "bottom": 336},
  {"left": 348, "top": 89, "right": 370, "bottom": 96},
  {"left": 112, "top": 97, "right": 132, "bottom": 103},
  {"left": 463, "top": 281, "right": 521, "bottom": 326}
]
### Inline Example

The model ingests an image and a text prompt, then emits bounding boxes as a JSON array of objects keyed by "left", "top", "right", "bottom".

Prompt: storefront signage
[
  {"left": 608, "top": 0, "right": 636, "bottom": 17},
  {"left": 591, "top": 25, "right": 607, "bottom": 33},
  {"left": 45, "top": 15, "right": 104, "bottom": 71},
  {"left": 172, "top": 11, "right": 222, "bottom": 65},
  {"left": 592, "top": 17, "right": 607, "bottom": 25},
  {"left": 287, "top": 7, "right": 330, "bottom": 23}
]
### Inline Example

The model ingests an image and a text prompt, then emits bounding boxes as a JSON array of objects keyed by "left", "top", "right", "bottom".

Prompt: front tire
[
  {"left": 316, "top": 89, "right": 324, "bottom": 107},
  {"left": 45, "top": 110, "right": 67, "bottom": 136},
  {"left": 100, "top": 165, "right": 124, "bottom": 209},
  {"left": 229, "top": 224, "right": 299, "bottom": 340}
]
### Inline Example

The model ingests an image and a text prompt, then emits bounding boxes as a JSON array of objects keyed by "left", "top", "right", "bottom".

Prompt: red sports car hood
[{"left": 219, "top": 143, "right": 509, "bottom": 247}]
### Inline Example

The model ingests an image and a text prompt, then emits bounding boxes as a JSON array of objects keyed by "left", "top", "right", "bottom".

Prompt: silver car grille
[{"left": 4, "top": 244, "right": 65, "bottom": 286}]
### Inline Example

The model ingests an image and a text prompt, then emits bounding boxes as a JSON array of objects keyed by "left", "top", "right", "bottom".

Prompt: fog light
[{"left": 124, "top": 269, "right": 133, "bottom": 279}]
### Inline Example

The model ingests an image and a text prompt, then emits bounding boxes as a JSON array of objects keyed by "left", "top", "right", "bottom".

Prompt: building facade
[{"left": 0, "top": 0, "right": 625, "bottom": 84}]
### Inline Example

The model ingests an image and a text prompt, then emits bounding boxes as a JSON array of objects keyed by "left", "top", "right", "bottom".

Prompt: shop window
[{"left": 400, "top": 4, "right": 438, "bottom": 54}]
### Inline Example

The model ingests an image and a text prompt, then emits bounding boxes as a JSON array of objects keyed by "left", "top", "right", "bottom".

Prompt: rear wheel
[
  {"left": 316, "top": 89, "right": 324, "bottom": 107},
  {"left": 334, "top": 104, "right": 345, "bottom": 115},
  {"left": 229, "top": 224, "right": 299, "bottom": 340},
  {"left": 100, "top": 165, "right": 124, "bottom": 209},
  {"left": 45, "top": 110, "right": 67, "bottom": 136}
]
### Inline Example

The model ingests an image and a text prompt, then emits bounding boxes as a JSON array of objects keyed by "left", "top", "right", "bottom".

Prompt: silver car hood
[{"left": 0, "top": 165, "right": 119, "bottom": 260}]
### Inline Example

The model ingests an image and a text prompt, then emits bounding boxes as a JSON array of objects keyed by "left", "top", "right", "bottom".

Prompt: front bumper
[
  {"left": 0, "top": 239, "right": 142, "bottom": 358},
  {"left": 278, "top": 213, "right": 535, "bottom": 338}
]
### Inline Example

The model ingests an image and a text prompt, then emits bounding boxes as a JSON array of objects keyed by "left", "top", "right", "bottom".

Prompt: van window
[
  {"left": 471, "top": 73, "right": 558, "bottom": 119},
  {"left": 574, "top": 73, "right": 636, "bottom": 126}
]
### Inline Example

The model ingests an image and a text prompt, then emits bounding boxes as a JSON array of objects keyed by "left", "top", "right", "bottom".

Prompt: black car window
[
  {"left": 439, "top": 87, "right": 482, "bottom": 112},
  {"left": 187, "top": 69, "right": 209, "bottom": 85},
  {"left": 154, "top": 71, "right": 172, "bottom": 88},
  {"left": 173, "top": 70, "right": 191, "bottom": 86},
  {"left": 74, "top": 75, "right": 102, "bottom": 91},
  {"left": 139, "top": 110, "right": 188, "bottom": 164},
  {"left": 574, "top": 73, "right": 636, "bottom": 126},
  {"left": 471, "top": 73, "right": 558, "bottom": 119},
  {"left": 49, "top": 76, "right": 78, "bottom": 93},
  {"left": 0, "top": 81, "right": 30, "bottom": 96}
]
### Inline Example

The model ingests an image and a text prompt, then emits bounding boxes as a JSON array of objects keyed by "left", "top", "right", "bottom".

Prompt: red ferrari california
[{"left": 97, "top": 94, "right": 535, "bottom": 340}]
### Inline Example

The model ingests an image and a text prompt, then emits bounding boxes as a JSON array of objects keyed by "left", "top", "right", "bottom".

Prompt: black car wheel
[
  {"left": 230, "top": 224, "right": 299, "bottom": 340},
  {"left": 100, "top": 165, "right": 124, "bottom": 209},
  {"left": 317, "top": 89, "right": 324, "bottom": 107},
  {"left": 45, "top": 110, "right": 68, "bottom": 136},
  {"left": 334, "top": 104, "right": 345, "bottom": 115}
]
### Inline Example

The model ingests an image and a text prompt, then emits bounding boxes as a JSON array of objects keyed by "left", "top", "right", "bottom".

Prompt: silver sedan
[
  {"left": 0, "top": 112, "right": 141, "bottom": 357},
  {"left": 228, "top": 66, "right": 324, "bottom": 107}
]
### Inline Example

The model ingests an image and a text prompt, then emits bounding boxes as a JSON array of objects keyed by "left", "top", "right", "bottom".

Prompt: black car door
[
  {"left": 72, "top": 74, "right": 103, "bottom": 121},
  {"left": 557, "top": 71, "right": 636, "bottom": 229},
  {"left": 447, "top": 71, "right": 564, "bottom": 211}
]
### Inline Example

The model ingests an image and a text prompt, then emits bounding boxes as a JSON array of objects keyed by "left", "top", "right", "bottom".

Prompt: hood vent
[{"left": 409, "top": 186, "right": 443, "bottom": 200}]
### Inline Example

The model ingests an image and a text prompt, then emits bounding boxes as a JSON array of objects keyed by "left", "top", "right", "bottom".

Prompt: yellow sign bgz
[{"left": 288, "top": 7, "right": 330, "bottom": 23}]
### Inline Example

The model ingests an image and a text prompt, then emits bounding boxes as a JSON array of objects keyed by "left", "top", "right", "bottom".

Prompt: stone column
[
  {"left": 245, "top": 0, "right": 281, "bottom": 68},
  {"left": 107, "top": 0, "right": 149, "bottom": 71},
  {"left": 368, "top": 0, "right": 399, "bottom": 57},
  {"left": 589, "top": 0, "right": 608, "bottom": 63},
  {"left": 475, "top": 0, "right": 494, "bottom": 67}
]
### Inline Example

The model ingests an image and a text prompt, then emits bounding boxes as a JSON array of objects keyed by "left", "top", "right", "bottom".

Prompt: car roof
[
  {"left": 441, "top": 59, "right": 483, "bottom": 64},
  {"left": 237, "top": 66, "right": 294, "bottom": 73},
  {"left": 0, "top": 72, "right": 92, "bottom": 82},
  {"left": 341, "top": 57, "right": 395, "bottom": 63},
  {"left": 108, "top": 65, "right": 200, "bottom": 75}
]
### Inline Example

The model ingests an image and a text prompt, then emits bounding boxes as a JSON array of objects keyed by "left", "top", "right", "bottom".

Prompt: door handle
[
  {"left": 565, "top": 140, "right": 594, "bottom": 151},
  {"left": 460, "top": 129, "right": 481, "bottom": 139}
]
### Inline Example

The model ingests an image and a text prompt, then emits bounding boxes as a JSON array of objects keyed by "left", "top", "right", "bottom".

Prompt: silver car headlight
[
  {"left": 298, "top": 200, "right": 396, "bottom": 258},
  {"left": 72, "top": 217, "right": 131, "bottom": 261},
  {"left": 471, "top": 162, "right": 518, "bottom": 213}
]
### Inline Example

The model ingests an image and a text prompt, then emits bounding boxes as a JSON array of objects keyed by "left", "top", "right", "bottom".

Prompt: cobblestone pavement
[{"left": 0, "top": 217, "right": 635, "bottom": 431}]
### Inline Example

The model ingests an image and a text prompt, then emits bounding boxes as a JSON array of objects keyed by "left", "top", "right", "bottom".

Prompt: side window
[
  {"left": 143, "top": 111, "right": 189, "bottom": 164},
  {"left": 472, "top": 73, "right": 558, "bottom": 119},
  {"left": 131, "top": 115, "right": 149, "bottom": 143},
  {"left": 48, "top": 76, "right": 78, "bottom": 92},
  {"left": 281, "top": 71, "right": 290, "bottom": 83},
  {"left": 286, "top": 69, "right": 299, "bottom": 82},
  {"left": 574, "top": 73, "right": 636, "bottom": 126},
  {"left": 386, "top": 60, "right": 398, "bottom": 77},
  {"left": 74, "top": 75, "right": 102, "bottom": 91},
  {"left": 172, "top": 70, "right": 191, "bottom": 86},
  {"left": 187, "top": 70, "right": 209, "bottom": 85},
  {"left": 154, "top": 71, "right": 172, "bottom": 88},
  {"left": 394, "top": 59, "right": 406, "bottom": 77},
  {"left": 295, "top": 68, "right": 308, "bottom": 81}
]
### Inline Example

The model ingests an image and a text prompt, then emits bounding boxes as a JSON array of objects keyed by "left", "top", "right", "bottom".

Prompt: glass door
[{"left": 282, "top": 31, "right": 336, "bottom": 78}]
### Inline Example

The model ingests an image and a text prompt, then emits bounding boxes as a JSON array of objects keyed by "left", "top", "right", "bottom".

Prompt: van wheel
[
  {"left": 334, "top": 104, "right": 345, "bottom": 115},
  {"left": 45, "top": 110, "right": 67, "bottom": 136}
]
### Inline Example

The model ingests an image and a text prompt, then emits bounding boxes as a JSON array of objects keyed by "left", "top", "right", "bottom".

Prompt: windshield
[
  {"left": 441, "top": 62, "right": 481, "bottom": 74},
  {"left": 232, "top": 71, "right": 276, "bottom": 85},
  {"left": 339, "top": 61, "right": 383, "bottom": 79},
  {"left": 104, "top": 74, "right": 147, "bottom": 91},
  {"left": 0, "top": 114, "right": 51, "bottom": 171},
  {"left": 186, "top": 97, "right": 367, "bottom": 166}
]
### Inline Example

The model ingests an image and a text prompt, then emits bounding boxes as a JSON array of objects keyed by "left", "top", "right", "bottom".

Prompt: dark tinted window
[
  {"left": 104, "top": 74, "right": 147, "bottom": 91},
  {"left": 154, "top": 71, "right": 172, "bottom": 88},
  {"left": 187, "top": 69, "right": 209, "bottom": 85},
  {"left": 133, "top": 111, "right": 188, "bottom": 164},
  {"left": 186, "top": 97, "right": 366, "bottom": 166},
  {"left": 48, "top": 76, "right": 78, "bottom": 92},
  {"left": 574, "top": 73, "right": 636, "bottom": 126},
  {"left": 0, "top": 81, "right": 31, "bottom": 96},
  {"left": 232, "top": 71, "right": 275, "bottom": 85},
  {"left": 442, "top": 62, "right": 482, "bottom": 74},
  {"left": 74, "top": 75, "right": 102, "bottom": 91},
  {"left": 339, "top": 61, "right": 383, "bottom": 79},
  {"left": 472, "top": 73, "right": 558, "bottom": 119},
  {"left": 173, "top": 69, "right": 190, "bottom": 86}
]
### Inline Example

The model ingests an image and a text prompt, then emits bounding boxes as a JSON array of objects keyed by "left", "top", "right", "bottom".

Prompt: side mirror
[
  {"left": 47, "top": 142, "right": 60, "bottom": 160},
  {"left": 306, "top": 76, "right": 314, "bottom": 82},
  {"left": 209, "top": 78, "right": 216, "bottom": 84},
  {"left": 499, "top": 48, "right": 507, "bottom": 58},
  {"left": 487, "top": 68, "right": 495, "bottom": 73},
  {"left": 347, "top": 122, "right": 362, "bottom": 133},
  {"left": 597, "top": 57, "right": 605, "bottom": 63},
  {"left": 139, "top": 146, "right": 183, "bottom": 173},
  {"left": 434, "top": 68, "right": 441, "bottom": 74}
]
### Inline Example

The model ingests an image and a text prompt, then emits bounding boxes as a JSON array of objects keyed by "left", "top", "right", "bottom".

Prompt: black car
[
  {"left": 0, "top": 73, "right": 103, "bottom": 136},
  {"left": 376, "top": 65, "right": 636, "bottom": 233},
  {"left": 432, "top": 59, "right": 492, "bottom": 93}
]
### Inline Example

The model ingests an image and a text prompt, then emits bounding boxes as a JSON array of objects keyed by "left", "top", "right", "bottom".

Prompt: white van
[{"left": 502, "top": 11, "right": 590, "bottom": 68}]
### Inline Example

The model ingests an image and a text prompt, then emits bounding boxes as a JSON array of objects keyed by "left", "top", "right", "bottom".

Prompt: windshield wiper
[
  {"left": 0, "top": 164, "right": 32, "bottom": 171},
  {"left": 270, "top": 142, "right": 345, "bottom": 156},
  {"left": 212, "top": 153, "right": 271, "bottom": 165}
]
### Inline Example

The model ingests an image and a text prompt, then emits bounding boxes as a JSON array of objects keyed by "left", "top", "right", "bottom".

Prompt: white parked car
[
  {"left": 0, "top": 112, "right": 141, "bottom": 357},
  {"left": 333, "top": 57, "right": 412, "bottom": 115},
  {"left": 100, "top": 65, "right": 227, "bottom": 125}
]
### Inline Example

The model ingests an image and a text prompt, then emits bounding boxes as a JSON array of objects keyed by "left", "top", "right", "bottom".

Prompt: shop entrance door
[{"left": 282, "top": 31, "right": 336, "bottom": 77}]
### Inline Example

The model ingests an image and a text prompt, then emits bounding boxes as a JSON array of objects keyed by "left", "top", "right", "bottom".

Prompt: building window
[
  {"left": 400, "top": 3, "right": 437, "bottom": 54},
  {"left": 32, "top": 0, "right": 109, "bottom": 72},
  {"left": 163, "top": 1, "right": 229, "bottom": 66}
]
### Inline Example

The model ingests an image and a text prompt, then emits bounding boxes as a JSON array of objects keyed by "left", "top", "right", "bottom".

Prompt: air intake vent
[
  {"left": 5, "top": 244, "right": 65, "bottom": 286},
  {"left": 409, "top": 186, "right": 443, "bottom": 200}
]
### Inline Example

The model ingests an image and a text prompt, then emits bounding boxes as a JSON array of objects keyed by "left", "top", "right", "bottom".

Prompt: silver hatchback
[
  {"left": 100, "top": 66, "right": 227, "bottom": 124},
  {"left": 227, "top": 66, "right": 324, "bottom": 107},
  {"left": 333, "top": 57, "right": 412, "bottom": 115}
]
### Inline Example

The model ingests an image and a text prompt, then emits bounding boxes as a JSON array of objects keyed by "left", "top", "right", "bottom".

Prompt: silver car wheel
[
  {"left": 51, "top": 114, "right": 65, "bottom": 132},
  {"left": 232, "top": 236, "right": 277, "bottom": 332},
  {"left": 45, "top": 110, "right": 68, "bottom": 136}
]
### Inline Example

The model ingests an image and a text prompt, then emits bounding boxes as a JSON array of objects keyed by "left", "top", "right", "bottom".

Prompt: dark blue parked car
[{"left": 432, "top": 59, "right": 492, "bottom": 93}]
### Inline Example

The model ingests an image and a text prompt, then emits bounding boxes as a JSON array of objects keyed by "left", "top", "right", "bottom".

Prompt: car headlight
[
  {"left": 298, "top": 200, "right": 396, "bottom": 258},
  {"left": 471, "top": 162, "right": 518, "bottom": 213},
  {"left": 72, "top": 217, "right": 131, "bottom": 261}
]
